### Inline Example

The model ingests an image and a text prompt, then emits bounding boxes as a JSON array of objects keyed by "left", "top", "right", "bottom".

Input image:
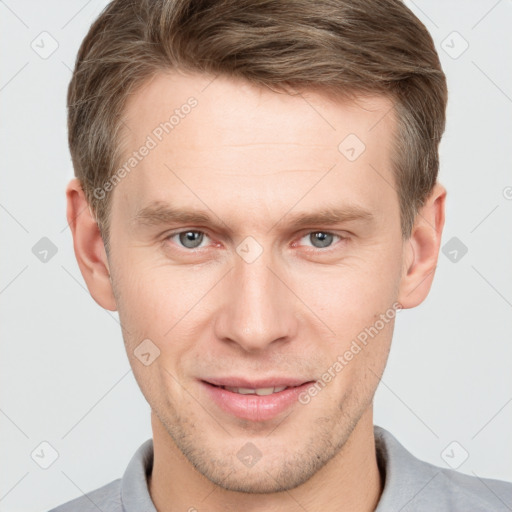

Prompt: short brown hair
[{"left": 67, "top": 0, "right": 447, "bottom": 247}]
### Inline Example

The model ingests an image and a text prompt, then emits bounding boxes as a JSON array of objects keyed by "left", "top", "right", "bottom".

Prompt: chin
[{"left": 202, "top": 462, "right": 314, "bottom": 494}]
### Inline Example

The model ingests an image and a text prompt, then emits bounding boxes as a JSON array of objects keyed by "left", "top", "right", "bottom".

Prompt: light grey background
[{"left": 1, "top": 1, "right": 511, "bottom": 511}]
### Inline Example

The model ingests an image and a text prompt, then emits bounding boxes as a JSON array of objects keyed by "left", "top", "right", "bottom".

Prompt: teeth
[
  {"left": 223, "top": 386, "right": 288, "bottom": 395},
  {"left": 237, "top": 387, "right": 258, "bottom": 395},
  {"left": 255, "top": 387, "right": 276, "bottom": 396}
]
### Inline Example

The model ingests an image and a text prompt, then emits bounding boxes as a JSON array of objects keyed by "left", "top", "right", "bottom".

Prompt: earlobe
[
  {"left": 397, "top": 183, "right": 446, "bottom": 309},
  {"left": 66, "top": 178, "right": 117, "bottom": 311}
]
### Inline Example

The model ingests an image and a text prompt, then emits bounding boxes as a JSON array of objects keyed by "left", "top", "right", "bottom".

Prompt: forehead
[{"left": 114, "top": 71, "right": 398, "bottom": 228}]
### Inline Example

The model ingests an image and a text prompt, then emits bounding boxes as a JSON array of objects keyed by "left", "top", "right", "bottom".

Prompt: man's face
[{"left": 107, "top": 71, "right": 406, "bottom": 492}]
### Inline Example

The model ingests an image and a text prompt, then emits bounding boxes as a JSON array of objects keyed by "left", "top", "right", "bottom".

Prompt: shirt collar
[{"left": 121, "top": 438, "right": 157, "bottom": 512}]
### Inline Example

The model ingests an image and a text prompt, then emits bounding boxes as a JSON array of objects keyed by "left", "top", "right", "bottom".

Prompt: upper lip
[{"left": 202, "top": 377, "right": 314, "bottom": 388}]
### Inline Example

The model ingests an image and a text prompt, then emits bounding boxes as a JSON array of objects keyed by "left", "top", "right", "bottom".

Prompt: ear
[
  {"left": 398, "top": 183, "right": 446, "bottom": 309},
  {"left": 66, "top": 178, "right": 117, "bottom": 311}
]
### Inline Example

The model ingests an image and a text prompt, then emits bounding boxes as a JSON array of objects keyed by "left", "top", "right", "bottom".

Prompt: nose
[{"left": 213, "top": 250, "right": 299, "bottom": 353}]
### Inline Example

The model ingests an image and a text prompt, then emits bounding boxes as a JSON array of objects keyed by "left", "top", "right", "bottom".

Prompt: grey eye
[
  {"left": 308, "top": 232, "right": 335, "bottom": 248},
  {"left": 178, "top": 231, "right": 205, "bottom": 249}
]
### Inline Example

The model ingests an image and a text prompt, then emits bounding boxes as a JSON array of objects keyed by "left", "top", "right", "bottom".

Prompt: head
[{"left": 67, "top": 0, "right": 447, "bottom": 494}]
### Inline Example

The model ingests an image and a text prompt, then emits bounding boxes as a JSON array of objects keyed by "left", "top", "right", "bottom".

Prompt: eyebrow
[{"left": 133, "top": 201, "right": 374, "bottom": 232}]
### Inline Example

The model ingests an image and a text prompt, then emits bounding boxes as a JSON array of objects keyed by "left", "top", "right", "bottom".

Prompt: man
[{"left": 52, "top": 0, "right": 511, "bottom": 510}]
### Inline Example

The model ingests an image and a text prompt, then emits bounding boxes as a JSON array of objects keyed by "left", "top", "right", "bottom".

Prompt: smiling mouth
[
  {"left": 200, "top": 380, "right": 317, "bottom": 421},
  {"left": 209, "top": 384, "right": 289, "bottom": 395}
]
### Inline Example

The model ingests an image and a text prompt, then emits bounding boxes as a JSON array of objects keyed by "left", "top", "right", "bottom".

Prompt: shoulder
[
  {"left": 374, "top": 426, "right": 512, "bottom": 512},
  {"left": 47, "top": 438, "right": 155, "bottom": 512},
  {"left": 431, "top": 465, "right": 512, "bottom": 510},
  {"left": 48, "top": 479, "right": 122, "bottom": 512}
]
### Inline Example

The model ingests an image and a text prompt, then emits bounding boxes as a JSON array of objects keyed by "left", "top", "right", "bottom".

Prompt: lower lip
[{"left": 200, "top": 381, "right": 315, "bottom": 422}]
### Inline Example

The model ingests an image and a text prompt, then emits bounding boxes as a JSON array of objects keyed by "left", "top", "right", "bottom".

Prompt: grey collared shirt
[{"left": 49, "top": 426, "right": 512, "bottom": 511}]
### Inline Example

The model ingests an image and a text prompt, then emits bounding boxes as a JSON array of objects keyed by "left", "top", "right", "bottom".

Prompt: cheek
[
  {"left": 292, "top": 252, "right": 402, "bottom": 340},
  {"left": 110, "top": 257, "right": 174, "bottom": 343},
  {"left": 112, "top": 256, "right": 220, "bottom": 347}
]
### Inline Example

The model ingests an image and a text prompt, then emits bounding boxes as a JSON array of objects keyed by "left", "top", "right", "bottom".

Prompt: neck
[{"left": 148, "top": 407, "right": 382, "bottom": 512}]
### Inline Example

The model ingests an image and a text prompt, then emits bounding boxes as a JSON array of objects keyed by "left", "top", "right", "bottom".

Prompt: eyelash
[{"left": 164, "top": 229, "right": 346, "bottom": 251}]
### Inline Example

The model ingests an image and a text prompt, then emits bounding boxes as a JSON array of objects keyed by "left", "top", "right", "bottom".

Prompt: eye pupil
[{"left": 179, "top": 231, "right": 203, "bottom": 249}]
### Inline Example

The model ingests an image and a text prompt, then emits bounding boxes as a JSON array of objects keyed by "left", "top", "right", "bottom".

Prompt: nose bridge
[{"left": 214, "top": 247, "right": 297, "bottom": 352}]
